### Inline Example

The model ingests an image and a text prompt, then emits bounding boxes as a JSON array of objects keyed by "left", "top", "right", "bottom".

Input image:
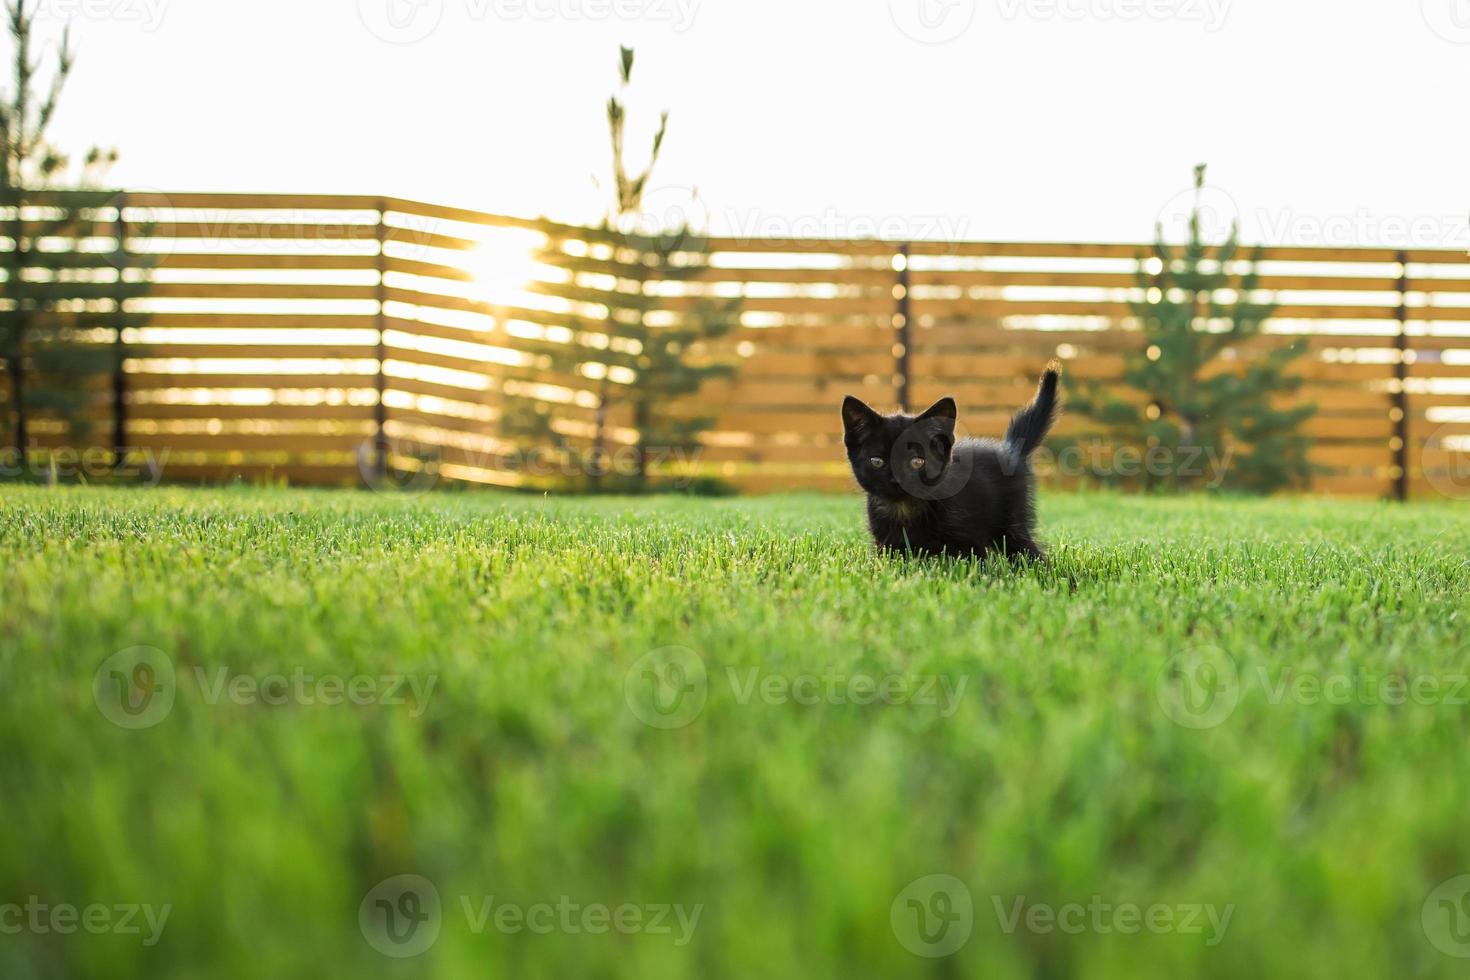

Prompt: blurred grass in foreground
[{"left": 1, "top": 486, "right": 1468, "bottom": 979}]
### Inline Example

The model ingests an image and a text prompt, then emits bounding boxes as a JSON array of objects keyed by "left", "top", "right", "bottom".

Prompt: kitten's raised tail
[{"left": 1004, "top": 362, "right": 1062, "bottom": 458}]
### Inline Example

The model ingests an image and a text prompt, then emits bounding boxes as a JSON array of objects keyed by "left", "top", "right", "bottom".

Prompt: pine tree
[
  {"left": 1, "top": 0, "right": 150, "bottom": 466},
  {"left": 1068, "top": 165, "right": 1315, "bottom": 493},
  {"left": 498, "top": 46, "right": 739, "bottom": 493}
]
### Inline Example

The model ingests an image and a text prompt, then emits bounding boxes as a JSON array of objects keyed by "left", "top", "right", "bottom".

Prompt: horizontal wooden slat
[
  {"left": 147, "top": 283, "right": 378, "bottom": 301},
  {"left": 731, "top": 473, "right": 859, "bottom": 494},
  {"left": 906, "top": 241, "right": 1469, "bottom": 265},
  {"left": 702, "top": 377, "right": 895, "bottom": 407},
  {"left": 739, "top": 352, "right": 902, "bottom": 377},
  {"left": 384, "top": 257, "right": 476, "bottom": 282},
  {"left": 385, "top": 198, "right": 556, "bottom": 232},
  {"left": 128, "top": 344, "right": 378, "bottom": 359},
  {"left": 703, "top": 238, "right": 900, "bottom": 257},
  {"left": 382, "top": 316, "right": 502, "bottom": 347},
  {"left": 695, "top": 267, "right": 897, "bottom": 286},
  {"left": 131, "top": 403, "right": 376, "bottom": 422},
  {"left": 386, "top": 375, "right": 497, "bottom": 404},
  {"left": 159, "top": 463, "right": 362, "bottom": 484},
  {"left": 385, "top": 344, "right": 504, "bottom": 375},
  {"left": 911, "top": 270, "right": 1427, "bottom": 293},
  {"left": 1307, "top": 445, "right": 1393, "bottom": 467},
  {"left": 125, "top": 192, "right": 380, "bottom": 210},
  {"left": 154, "top": 253, "right": 381, "bottom": 271},
  {"left": 129, "top": 432, "right": 367, "bottom": 452},
  {"left": 129, "top": 313, "right": 378, "bottom": 330},
  {"left": 126, "top": 373, "right": 379, "bottom": 389},
  {"left": 384, "top": 227, "right": 479, "bottom": 253},
  {"left": 142, "top": 222, "right": 378, "bottom": 241},
  {"left": 915, "top": 298, "right": 1430, "bottom": 321},
  {"left": 1407, "top": 361, "right": 1470, "bottom": 378}
]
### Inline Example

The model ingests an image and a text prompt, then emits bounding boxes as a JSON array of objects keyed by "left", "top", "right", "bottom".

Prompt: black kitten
[{"left": 841, "top": 367, "right": 1061, "bottom": 561}]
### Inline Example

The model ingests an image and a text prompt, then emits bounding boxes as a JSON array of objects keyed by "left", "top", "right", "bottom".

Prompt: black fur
[{"left": 841, "top": 366, "right": 1061, "bottom": 561}]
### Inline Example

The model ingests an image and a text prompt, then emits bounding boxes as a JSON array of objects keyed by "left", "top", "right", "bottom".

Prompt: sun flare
[{"left": 463, "top": 228, "right": 551, "bottom": 309}]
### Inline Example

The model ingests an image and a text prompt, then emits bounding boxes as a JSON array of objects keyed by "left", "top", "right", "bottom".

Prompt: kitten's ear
[
  {"left": 917, "top": 397, "right": 957, "bottom": 457},
  {"left": 841, "top": 396, "right": 881, "bottom": 436},
  {"left": 918, "top": 397, "right": 957, "bottom": 428}
]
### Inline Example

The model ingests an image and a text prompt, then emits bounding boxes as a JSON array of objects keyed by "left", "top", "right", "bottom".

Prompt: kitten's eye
[
  {"left": 908, "top": 456, "right": 926, "bottom": 471},
  {"left": 868, "top": 457, "right": 886, "bottom": 470}
]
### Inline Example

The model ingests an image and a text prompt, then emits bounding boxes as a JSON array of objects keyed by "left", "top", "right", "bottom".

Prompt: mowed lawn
[{"left": 2, "top": 485, "right": 1469, "bottom": 979}]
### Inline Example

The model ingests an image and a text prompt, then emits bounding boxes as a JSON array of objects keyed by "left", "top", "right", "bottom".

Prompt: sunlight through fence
[{"left": 2, "top": 192, "right": 1467, "bottom": 498}]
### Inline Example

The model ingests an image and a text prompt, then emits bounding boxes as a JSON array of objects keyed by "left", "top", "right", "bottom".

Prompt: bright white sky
[{"left": 30, "top": 0, "right": 1470, "bottom": 247}]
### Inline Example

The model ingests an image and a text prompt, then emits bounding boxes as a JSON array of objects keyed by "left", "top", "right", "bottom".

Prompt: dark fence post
[
  {"left": 1393, "top": 249, "right": 1410, "bottom": 502},
  {"left": 112, "top": 193, "right": 129, "bottom": 469},
  {"left": 373, "top": 200, "right": 389, "bottom": 484},
  {"left": 895, "top": 243, "right": 912, "bottom": 413}
]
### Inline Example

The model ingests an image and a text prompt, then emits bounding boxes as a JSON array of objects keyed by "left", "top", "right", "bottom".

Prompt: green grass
[{"left": 2, "top": 485, "right": 1469, "bottom": 979}]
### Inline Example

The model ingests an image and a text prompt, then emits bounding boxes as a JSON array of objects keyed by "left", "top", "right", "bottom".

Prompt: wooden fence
[{"left": 2, "top": 192, "right": 1467, "bottom": 499}]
